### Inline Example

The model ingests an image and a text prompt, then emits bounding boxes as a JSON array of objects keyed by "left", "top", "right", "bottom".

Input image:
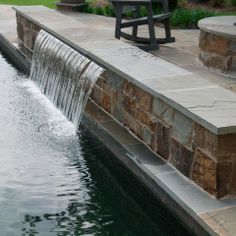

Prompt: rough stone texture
[
  {"left": 136, "top": 87, "right": 153, "bottom": 112},
  {"left": 155, "top": 121, "right": 170, "bottom": 160},
  {"left": 152, "top": 97, "right": 174, "bottom": 125},
  {"left": 229, "top": 162, "right": 236, "bottom": 196},
  {"left": 192, "top": 148, "right": 217, "bottom": 196},
  {"left": 16, "top": 12, "right": 236, "bottom": 198},
  {"left": 218, "top": 134, "right": 236, "bottom": 161},
  {"left": 193, "top": 123, "right": 218, "bottom": 158},
  {"left": 199, "top": 31, "right": 230, "bottom": 56},
  {"left": 170, "top": 138, "right": 194, "bottom": 177},
  {"left": 136, "top": 107, "right": 157, "bottom": 129},
  {"left": 142, "top": 126, "right": 153, "bottom": 146},
  {"left": 123, "top": 111, "right": 142, "bottom": 139},
  {"left": 199, "top": 51, "right": 232, "bottom": 71},
  {"left": 199, "top": 30, "right": 236, "bottom": 72},
  {"left": 16, "top": 13, "right": 40, "bottom": 52},
  {"left": 172, "top": 111, "right": 194, "bottom": 148},
  {"left": 217, "top": 161, "right": 233, "bottom": 198},
  {"left": 102, "top": 91, "right": 111, "bottom": 112}
]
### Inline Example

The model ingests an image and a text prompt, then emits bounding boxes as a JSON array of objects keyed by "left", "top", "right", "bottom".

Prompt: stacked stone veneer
[
  {"left": 16, "top": 13, "right": 236, "bottom": 199},
  {"left": 93, "top": 72, "right": 236, "bottom": 199},
  {"left": 199, "top": 31, "right": 236, "bottom": 72}
]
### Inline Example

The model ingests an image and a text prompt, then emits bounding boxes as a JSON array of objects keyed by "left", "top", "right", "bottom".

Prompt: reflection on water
[{"left": 0, "top": 53, "right": 191, "bottom": 235}]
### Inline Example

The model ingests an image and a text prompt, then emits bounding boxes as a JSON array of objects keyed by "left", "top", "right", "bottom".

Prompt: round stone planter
[{"left": 198, "top": 16, "right": 236, "bottom": 75}]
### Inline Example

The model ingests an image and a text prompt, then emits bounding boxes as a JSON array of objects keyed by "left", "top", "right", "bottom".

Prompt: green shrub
[
  {"left": 87, "top": 1, "right": 236, "bottom": 28},
  {"left": 170, "top": 8, "right": 235, "bottom": 28},
  {"left": 229, "top": 0, "right": 236, "bottom": 6},
  {"left": 87, "top": 1, "right": 115, "bottom": 16}
]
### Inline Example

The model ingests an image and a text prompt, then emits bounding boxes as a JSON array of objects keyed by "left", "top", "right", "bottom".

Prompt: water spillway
[
  {"left": 30, "top": 30, "right": 105, "bottom": 127},
  {"left": 0, "top": 41, "right": 190, "bottom": 235}
]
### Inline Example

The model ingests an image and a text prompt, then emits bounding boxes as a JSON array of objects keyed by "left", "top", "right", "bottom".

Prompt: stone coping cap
[
  {"left": 198, "top": 16, "right": 236, "bottom": 40},
  {"left": 13, "top": 6, "right": 236, "bottom": 135}
]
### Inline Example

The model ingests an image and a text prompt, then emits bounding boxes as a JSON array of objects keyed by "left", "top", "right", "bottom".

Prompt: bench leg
[
  {"left": 115, "top": 3, "right": 122, "bottom": 39},
  {"left": 132, "top": 25, "right": 138, "bottom": 38},
  {"left": 164, "top": 19, "right": 171, "bottom": 42},
  {"left": 147, "top": 3, "right": 157, "bottom": 46}
]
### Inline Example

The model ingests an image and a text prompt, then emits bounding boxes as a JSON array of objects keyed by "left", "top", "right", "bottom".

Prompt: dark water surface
[{"left": 0, "top": 53, "right": 191, "bottom": 235}]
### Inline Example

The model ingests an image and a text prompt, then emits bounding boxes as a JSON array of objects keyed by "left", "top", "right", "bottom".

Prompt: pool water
[{"left": 0, "top": 52, "right": 191, "bottom": 236}]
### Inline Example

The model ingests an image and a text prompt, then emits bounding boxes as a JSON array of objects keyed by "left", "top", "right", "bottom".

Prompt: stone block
[
  {"left": 136, "top": 87, "right": 152, "bottom": 112},
  {"left": 95, "top": 76, "right": 103, "bottom": 88},
  {"left": 102, "top": 92, "right": 111, "bottom": 113},
  {"left": 31, "top": 23, "right": 41, "bottom": 34},
  {"left": 111, "top": 90, "right": 124, "bottom": 123},
  {"left": 123, "top": 80, "right": 135, "bottom": 98},
  {"left": 155, "top": 120, "right": 170, "bottom": 160},
  {"left": 23, "top": 29, "right": 32, "bottom": 50},
  {"left": 98, "top": 71, "right": 123, "bottom": 95},
  {"left": 95, "top": 75, "right": 111, "bottom": 95},
  {"left": 229, "top": 162, "right": 236, "bottom": 196},
  {"left": 16, "top": 22, "right": 24, "bottom": 42},
  {"left": 136, "top": 107, "right": 157, "bottom": 130},
  {"left": 91, "top": 85, "right": 103, "bottom": 107},
  {"left": 229, "top": 41, "right": 236, "bottom": 54},
  {"left": 218, "top": 134, "right": 236, "bottom": 161},
  {"left": 152, "top": 97, "right": 174, "bottom": 125},
  {"left": 193, "top": 123, "right": 218, "bottom": 158},
  {"left": 109, "top": 72, "right": 123, "bottom": 90},
  {"left": 172, "top": 111, "right": 194, "bottom": 148},
  {"left": 142, "top": 126, "right": 153, "bottom": 146},
  {"left": 122, "top": 94, "right": 136, "bottom": 117},
  {"left": 123, "top": 111, "right": 142, "bottom": 139},
  {"left": 199, "top": 31, "right": 229, "bottom": 56},
  {"left": 169, "top": 138, "right": 194, "bottom": 177},
  {"left": 111, "top": 104, "right": 124, "bottom": 123},
  {"left": 217, "top": 161, "right": 233, "bottom": 198},
  {"left": 192, "top": 148, "right": 217, "bottom": 196},
  {"left": 230, "top": 56, "right": 236, "bottom": 70},
  {"left": 199, "top": 51, "right": 231, "bottom": 71}
]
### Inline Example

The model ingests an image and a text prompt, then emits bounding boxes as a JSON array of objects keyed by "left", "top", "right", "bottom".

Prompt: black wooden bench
[{"left": 110, "top": 0, "right": 175, "bottom": 50}]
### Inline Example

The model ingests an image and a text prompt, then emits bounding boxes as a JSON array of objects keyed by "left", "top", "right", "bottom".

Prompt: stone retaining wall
[{"left": 16, "top": 12, "right": 236, "bottom": 199}]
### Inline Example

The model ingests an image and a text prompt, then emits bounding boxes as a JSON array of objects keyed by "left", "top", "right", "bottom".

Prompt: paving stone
[
  {"left": 156, "top": 171, "right": 236, "bottom": 214},
  {"left": 199, "top": 206, "right": 236, "bottom": 236},
  {"left": 160, "top": 86, "right": 236, "bottom": 134}
]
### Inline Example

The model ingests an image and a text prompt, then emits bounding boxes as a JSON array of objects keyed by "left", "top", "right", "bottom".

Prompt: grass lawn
[{"left": 0, "top": 0, "right": 56, "bottom": 8}]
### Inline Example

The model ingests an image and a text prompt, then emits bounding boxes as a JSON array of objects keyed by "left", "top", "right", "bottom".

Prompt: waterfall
[{"left": 30, "top": 30, "right": 105, "bottom": 127}]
